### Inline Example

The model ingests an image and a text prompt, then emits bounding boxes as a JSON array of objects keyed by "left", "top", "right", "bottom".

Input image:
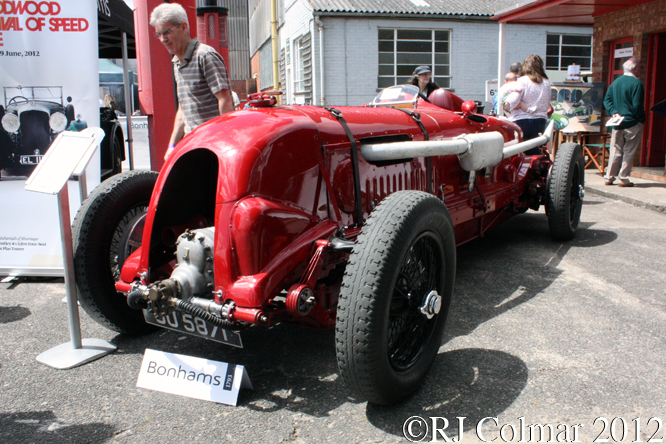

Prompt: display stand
[{"left": 25, "top": 128, "right": 117, "bottom": 369}]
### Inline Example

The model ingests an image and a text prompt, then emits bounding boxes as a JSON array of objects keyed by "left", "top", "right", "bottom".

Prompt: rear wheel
[
  {"left": 110, "top": 132, "right": 123, "bottom": 177},
  {"left": 546, "top": 142, "right": 584, "bottom": 241},
  {"left": 336, "top": 191, "right": 456, "bottom": 405},
  {"left": 72, "top": 170, "right": 158, "bottom": 335}
]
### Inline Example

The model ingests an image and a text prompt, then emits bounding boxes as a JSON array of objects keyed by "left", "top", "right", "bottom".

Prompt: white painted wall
[
  {"left": 281, "top": 0, "right": 314, "bottom": 103},
  {"left": 276, "top": 1, "right": 592, "bottom": 106},
  {"left": 319, "top": 17, "right": 592, "bottom": 106}
]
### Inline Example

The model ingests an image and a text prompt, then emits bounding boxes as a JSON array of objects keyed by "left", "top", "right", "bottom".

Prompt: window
[
  {"left": 546, "top": 34, "right": 592, "bottom": 70},
  {"left": 378, "top": 29, "right": 451, "bottom": 89},
  {"left": 293, "top": 37, "right": 306, "bottom": 93}
]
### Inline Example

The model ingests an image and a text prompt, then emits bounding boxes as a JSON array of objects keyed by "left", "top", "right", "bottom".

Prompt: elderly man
[
  {"left": 150, "top": 3, "right": 234, "bottom": 159},
  {"left": 603, "top": 57, "right": 645, "bottom": 187}
]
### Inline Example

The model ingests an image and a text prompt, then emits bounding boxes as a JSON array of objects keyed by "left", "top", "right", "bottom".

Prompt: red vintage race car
[{"left": 72, "top": 84, "right": 584, "bottom": 405}]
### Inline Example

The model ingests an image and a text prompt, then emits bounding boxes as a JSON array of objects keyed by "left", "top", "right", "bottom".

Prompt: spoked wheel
[
  {"left": 72, "top": 170, "right": 158, "bottom": 335},
  {"left": 110, "top": 204, "right": 146, "bottom": 282},
  {"left": 546, "top": 142, "right": 585, "bottom": 241},
  {"left": 336, "top": 190, "right": 456, "bottom": 405},
  {"left": 388, "top": 232, "right": 444, "bottom": 370}
]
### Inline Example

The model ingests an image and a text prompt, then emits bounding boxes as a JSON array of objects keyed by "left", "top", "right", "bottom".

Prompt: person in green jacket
[{"left": 603, "top": 57, "right": 645, "bottom": 187}]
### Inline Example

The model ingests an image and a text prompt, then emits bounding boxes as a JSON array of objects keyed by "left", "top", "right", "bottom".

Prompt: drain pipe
[
  {"left": 271, "top": 0, "right": 279, "bottom": 93},
  {"left": 315, "top": 16, "right": 325, "bottom": 105}
]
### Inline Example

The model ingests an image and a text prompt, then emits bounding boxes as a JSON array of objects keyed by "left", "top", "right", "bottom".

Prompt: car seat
[{"left": 428, "top": 89, "right": 464, "bottom": 112}]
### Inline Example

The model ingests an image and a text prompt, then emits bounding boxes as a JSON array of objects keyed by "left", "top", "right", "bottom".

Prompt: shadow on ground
[
  {"left": 0, "top": 304, "right": 31, "bottom": 324},
  {"left": 0, "top": 208, "right": 620, "bottom": 433},
  {"left": 367, "top": 348, "right": 528, "bottom": 438},
  {"left": 365, "top": 212, "right": 616, "bottom": 437},
  {"left": 447, "top": 213, "right": 616, "bottom": 339},
  {"left": 0, "top": 411, "right": 115, "bottom": 444}
]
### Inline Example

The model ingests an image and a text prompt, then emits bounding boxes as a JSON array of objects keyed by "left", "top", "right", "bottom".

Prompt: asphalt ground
[{"left": 1, "top": 189, "right": 665, "bottom": 444}]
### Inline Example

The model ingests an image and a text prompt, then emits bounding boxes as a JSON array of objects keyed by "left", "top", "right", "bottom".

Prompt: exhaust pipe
[
  {"left": 360, "top": 119, "right": 555, "bottom": 171},
  {"left": 502, "top": 119, "right": 555, "bottom": 159}
]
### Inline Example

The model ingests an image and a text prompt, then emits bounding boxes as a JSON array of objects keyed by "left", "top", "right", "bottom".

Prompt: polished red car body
[
  {"left": 122, "top": 94, "right": 534, "bottom": 318},
  {"left": 73, "top": 85, "right": 583, "bottom": 405}
]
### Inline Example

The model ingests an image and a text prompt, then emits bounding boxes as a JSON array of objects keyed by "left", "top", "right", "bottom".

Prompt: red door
[
  {"left": 643, "top": 32, "right": 666, "bottom": 167},
  {"left": 608, "top": 38, "right": 634, "bottom": 84}
]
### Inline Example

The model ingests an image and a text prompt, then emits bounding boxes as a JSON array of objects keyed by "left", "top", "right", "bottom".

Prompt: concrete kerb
[{"left": 583, "top": 170, "right": 666, "bottom": 214}]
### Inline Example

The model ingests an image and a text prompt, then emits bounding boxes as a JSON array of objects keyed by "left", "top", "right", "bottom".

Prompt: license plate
[
  {"left": 20, "top": 154, "right": 42, "bottom": 165},
  {"left": 143, "top": 309, "right": 243, "bottom": 348}
]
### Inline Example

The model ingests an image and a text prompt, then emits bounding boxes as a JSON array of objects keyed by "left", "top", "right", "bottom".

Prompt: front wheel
[
  {"left": 546, "top": 142, "right": 584, "bottom": 241},
  {"left": 336, "top": 191, "right": 456, "bottom": 405},
  {"left": 72, "top": 170, "right": 159, "bottom": 335}
]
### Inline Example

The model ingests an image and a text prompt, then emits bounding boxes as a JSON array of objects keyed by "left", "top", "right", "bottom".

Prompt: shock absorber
[{"left": 127, "top": 279, "right": 245, "bottom": 331}]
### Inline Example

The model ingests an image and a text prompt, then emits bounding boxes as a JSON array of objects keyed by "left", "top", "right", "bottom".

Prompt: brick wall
[{"left": 593, "top": 0, "right": 666, "bottom": 83}]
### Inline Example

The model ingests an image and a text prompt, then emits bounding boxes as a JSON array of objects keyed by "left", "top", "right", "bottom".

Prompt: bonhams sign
[{"left": 0, "top": 1, "right": 89, "bottom": 35}]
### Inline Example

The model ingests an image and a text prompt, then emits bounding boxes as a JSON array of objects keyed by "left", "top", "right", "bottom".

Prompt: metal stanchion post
[
  {"left": 35, "top": 182, "right": 116, "bottom": 369},
  {"left": 26, "top": 129, "right": 117, "bottom": 369}
]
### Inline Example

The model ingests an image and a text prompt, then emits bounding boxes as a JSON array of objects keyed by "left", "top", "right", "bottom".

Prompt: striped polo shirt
[{"left": 172, "top": 38, "right": 230, "bottom": 134}]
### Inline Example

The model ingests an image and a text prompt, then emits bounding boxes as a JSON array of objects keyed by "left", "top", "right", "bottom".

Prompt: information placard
[
  {"left": 137, "top": 349, "right": 253, "bottom": 406},
  {"left": 25, "top": 129, "right": 103, "bottom": 195}
]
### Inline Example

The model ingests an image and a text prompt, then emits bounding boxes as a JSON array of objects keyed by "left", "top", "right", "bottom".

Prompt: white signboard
[
  {"left": 614, "top": 47, "right": 633, "bottom": 58},
  {"left": 486, "top": 79, "right": 498, "bottom": 103},
  {"left": 25, "top": 128, "right": 104, "bottom": 195},
  {"left": 137, "top": 349, "right": 253, "bottom": 406},
  {"left": 0, "top": 1, "right": 99, "bottom": 276}
]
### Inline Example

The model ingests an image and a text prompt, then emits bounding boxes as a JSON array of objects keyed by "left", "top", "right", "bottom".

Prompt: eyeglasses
[{"left": 154, "top": 25, "right": 178, "bottom": 39}]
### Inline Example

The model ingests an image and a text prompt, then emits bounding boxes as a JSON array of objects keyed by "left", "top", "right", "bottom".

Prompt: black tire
[
  {"left": 336, "top": 190, "right": 456, "bottom": 405},
  {"left": 546, "top": 142, "right": 584, "bottom": 241},
  {"left": 72, "top": 170, "right": 159, "bottom": 335},
  {"left": 110, "top": 132, "right": 123, "bottom": 177}
]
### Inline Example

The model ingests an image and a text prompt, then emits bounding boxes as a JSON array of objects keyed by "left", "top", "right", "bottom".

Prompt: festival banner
[{"left": 0, "top": 1, "right": 99, "bottom": 276}]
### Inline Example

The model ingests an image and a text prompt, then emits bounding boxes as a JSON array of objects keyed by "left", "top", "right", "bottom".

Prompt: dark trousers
[{"left": 515, "top": 118, "right": 547, "bottom": 155}]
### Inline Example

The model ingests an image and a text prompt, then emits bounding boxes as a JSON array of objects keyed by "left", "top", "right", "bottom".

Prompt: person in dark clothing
[
  {"left": 410, "top": 66, "right": 440, "bottom": 99},
  {"left": 603, "top": 57, "right": 645, "bottom": 187},
  {"left": 65, "top": 96, "right": 75, "bottom": 127}
]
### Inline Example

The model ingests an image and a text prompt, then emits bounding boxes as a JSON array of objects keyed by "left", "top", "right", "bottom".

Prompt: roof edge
[
  {"left": 493, "top": 0, "right": 569, "bottom": 23},
  {"left": 312, "top": 11, "right": 494, "bottom": 20}
]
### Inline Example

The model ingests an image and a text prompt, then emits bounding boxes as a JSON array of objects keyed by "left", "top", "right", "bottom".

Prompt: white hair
[
  {"left": 150, "top": 3, "right": 188, "bottom": 29},
  {"left": 623, "top": 57, "right": 640, "bottom": 73}
]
